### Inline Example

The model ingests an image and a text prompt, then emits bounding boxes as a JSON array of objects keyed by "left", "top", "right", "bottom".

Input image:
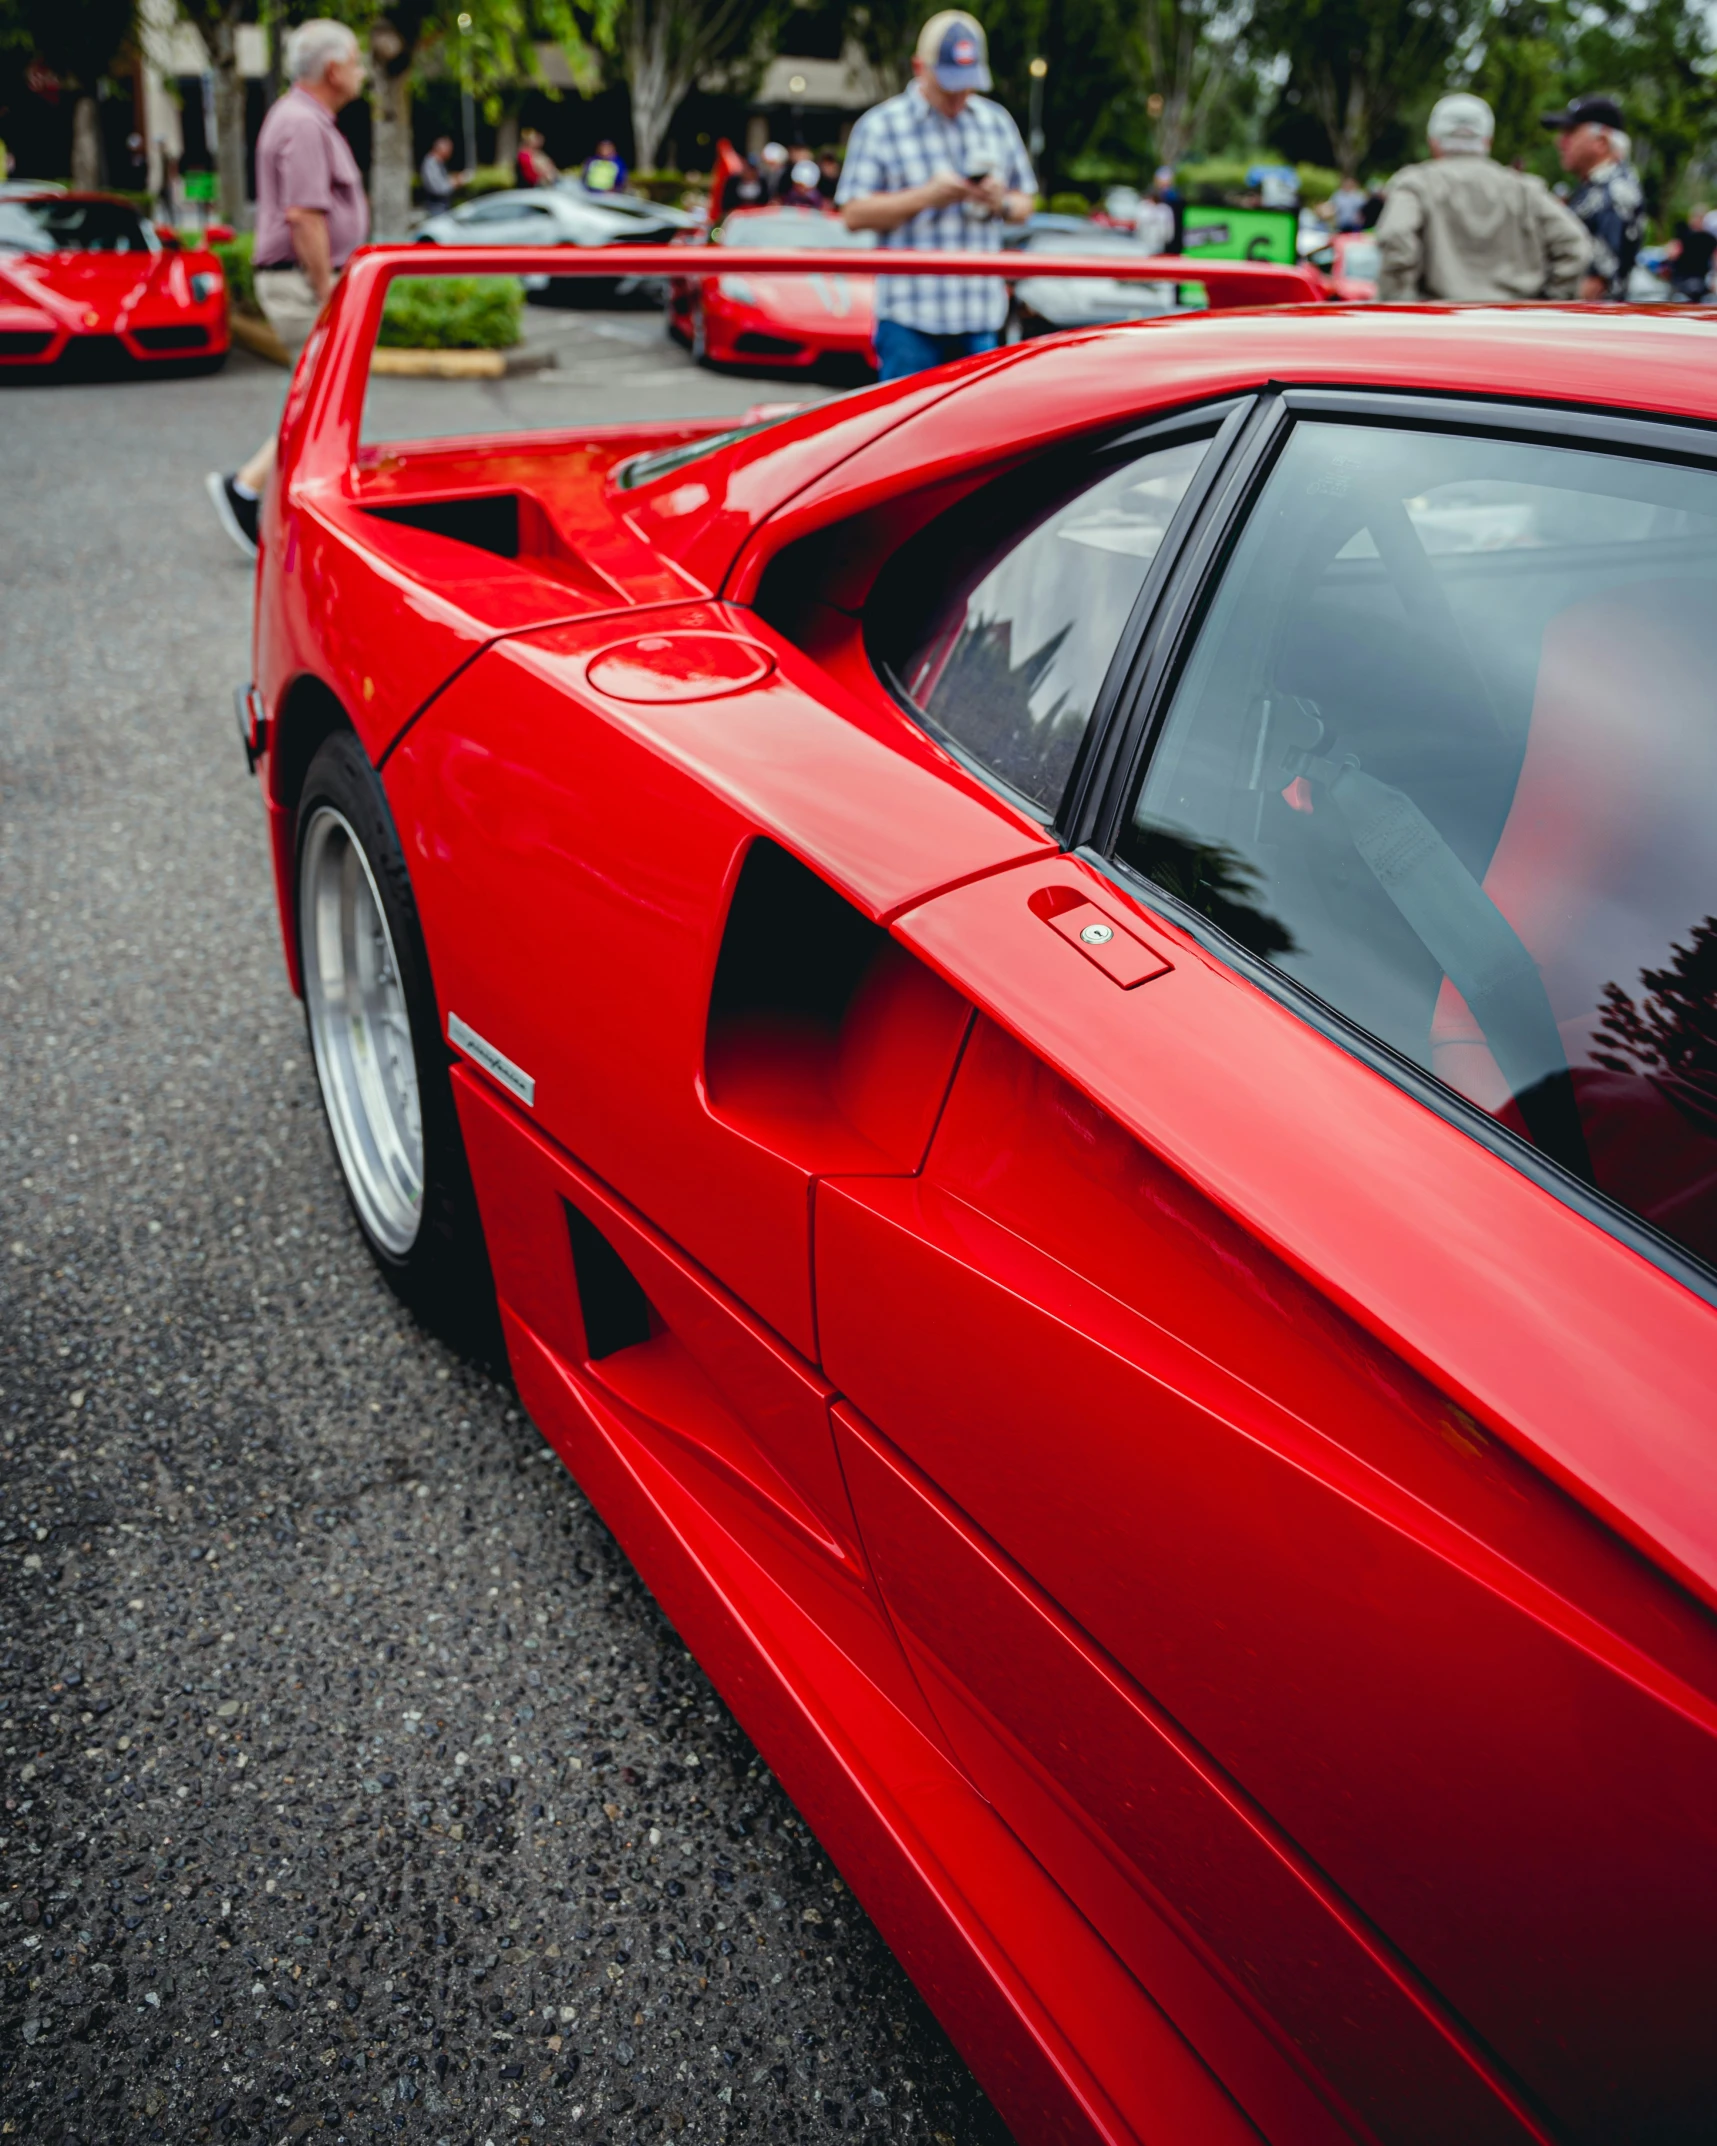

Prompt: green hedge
[
  {"left": 1176, "top": 157, "right": 1345, "bottom": 204},
  {"left": 211, "top": 231, "right": 521, "bottom": 349},
  {"left": 1046, "top": 189, "right": 1094, "bottom": 217},
  {"left": 461, "top": 164, "right": 516, "bottom": 200},
  {"left": 630, "top": 169, "right": 689, "bottom": 204},
  {"left": 379, "top": 274, "right": 522, "bottom": 350},
  {"left": 210, "top": 228, "right": 255, "bottom": 309}
]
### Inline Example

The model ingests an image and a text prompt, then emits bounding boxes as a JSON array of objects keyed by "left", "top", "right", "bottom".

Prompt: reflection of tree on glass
[
  {"left": 1125, "top": 825, "right": 1298, "bottom": 958},
  {"left": 1594, "top": 918, "right": 1717, "bottom": 1135},
  {"left": 881, "top": 436, "right": 1211, "bottom": 815}
]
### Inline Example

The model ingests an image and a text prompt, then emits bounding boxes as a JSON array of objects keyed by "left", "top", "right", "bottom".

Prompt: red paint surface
[
  {"left": 584, "top": 631, "right": 776, "bottom": 701},
  {"left": 251, "top": 263, "right": 1717, "bottom": 2142}
]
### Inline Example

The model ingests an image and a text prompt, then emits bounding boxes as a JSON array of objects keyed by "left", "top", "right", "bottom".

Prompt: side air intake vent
[
  {"left": 702, "top": 840, "right": 974, "bottom": 1176},
  {"left": 367, "top": 493, "right": 521, "bottom": 559},
  {"left": 564, "top": 1200, "right": 654, "bottom": 1360}
]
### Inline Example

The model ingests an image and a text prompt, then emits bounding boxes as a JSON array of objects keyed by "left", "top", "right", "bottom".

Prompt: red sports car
[
  {"left": 1304, "top": 228, "right": 1382, "bottom": 302},
  {"left": 244, "top": 244, "right": 1717, "bottom": 2146},
  {"left": 667, "top": 204, "right": 876, "bottom": 373},
  {"left": 0, "top": 190, "right": 229, "bottom": 373}
]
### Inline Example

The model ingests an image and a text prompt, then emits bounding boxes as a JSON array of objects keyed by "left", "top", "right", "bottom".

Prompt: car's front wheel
[{"left": 296, "top": 730, "right": 498, "bottom": 1353}]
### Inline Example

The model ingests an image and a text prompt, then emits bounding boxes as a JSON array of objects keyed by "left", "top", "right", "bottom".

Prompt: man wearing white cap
[
  {"left": 838, "top": 10, "right": 1036, "bottom": 379},
  {"left": 1375, "top": 93, "right": 1591, "bottom": 303}
]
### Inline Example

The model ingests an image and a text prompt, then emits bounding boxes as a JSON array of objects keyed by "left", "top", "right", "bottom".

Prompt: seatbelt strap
[{"left": 1322, "top": 761, "right": 1595, "bottom": 1185}]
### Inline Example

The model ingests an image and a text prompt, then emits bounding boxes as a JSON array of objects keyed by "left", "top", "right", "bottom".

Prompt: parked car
[
  {"left": 555, "top": 175, "right": 699, "bottom": 232},
  {"left": 412, "top": 187, "right": 686, "bottom": 302},
  {"left": 666, "top": 203, "right": 877, "bottom": 372},
  {"left": 0, "top": 191, "right": 228, "bottom": 373},
  {"left": 241, "top": 251, "right": 1717, "bottom": 2146},
  {"left": 1303, "top": 227, "right": 1382, "bottom": 301},
  {"left": 1004, "top": 219, "right": 1179, "bottom": 339}
]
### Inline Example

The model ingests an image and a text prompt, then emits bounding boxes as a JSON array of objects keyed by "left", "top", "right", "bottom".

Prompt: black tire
[{"left": 295, "top": 729, "right": 501, "bottom": 1359}]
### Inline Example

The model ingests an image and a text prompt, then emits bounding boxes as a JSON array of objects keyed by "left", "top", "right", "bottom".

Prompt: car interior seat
[{"left": 1428, "top": 577, "right": 1717, "bottom": 1262}]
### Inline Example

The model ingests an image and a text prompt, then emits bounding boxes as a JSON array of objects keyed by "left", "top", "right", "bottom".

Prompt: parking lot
[{"left": 0, "top": 323, "right": 1009, "bottom": 2146}]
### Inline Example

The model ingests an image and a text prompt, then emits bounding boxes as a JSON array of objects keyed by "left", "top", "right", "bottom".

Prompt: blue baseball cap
[{"left": 916, "top": 10, "right": 992, "bottom": 92}]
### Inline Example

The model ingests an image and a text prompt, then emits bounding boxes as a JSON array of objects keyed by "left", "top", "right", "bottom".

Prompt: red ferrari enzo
[
  {"left": 244, "top": 244, "right": 1717, "bottom": 2146},
  {"left": 0, "top": 191, "right": 229, "bottom": 373},
  {"left": 666, "top": 204, "right": 877, "bottom": 374}
]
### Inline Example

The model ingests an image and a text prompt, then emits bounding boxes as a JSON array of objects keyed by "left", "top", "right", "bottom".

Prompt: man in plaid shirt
[{"left": 837, "top": 10, "right": 1036, "bottom": 380}]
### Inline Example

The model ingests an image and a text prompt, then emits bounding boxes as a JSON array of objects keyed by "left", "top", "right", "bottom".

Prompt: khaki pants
[{"left": 254, "top": 267, "right": 323, "bottom": 362}]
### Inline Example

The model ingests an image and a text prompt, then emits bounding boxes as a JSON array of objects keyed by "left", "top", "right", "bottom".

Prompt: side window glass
[
  {"left": 871, "top": 435, "right": 1210, "bottom": 816},
  {"left": 1119, "top": 419, "right": 1717, "bottom": 1272}
]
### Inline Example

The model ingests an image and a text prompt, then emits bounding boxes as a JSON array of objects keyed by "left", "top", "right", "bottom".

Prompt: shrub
[
  {"left": 461, "top": 164, "right": 516, "bottom": 200},
  {"left": 1047, "top": 190, "right": 1093, "bottom": 217},
  {"left": 631, "top": 169, "right": 689, "bottom": 204},
  {"left": 379, "top": 274, "right": 523, "bottom": 349},
  {"left": 210, "top": 229, "right": 255, "bottom": 309},
  {"left": 1175, "top": 157, "right": 1352, "bottom": 205}
]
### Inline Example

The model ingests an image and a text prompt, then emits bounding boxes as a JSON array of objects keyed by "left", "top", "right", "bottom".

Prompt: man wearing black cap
[{"left": 1543, "top": 94, "right": 1643, "bottom": 301}]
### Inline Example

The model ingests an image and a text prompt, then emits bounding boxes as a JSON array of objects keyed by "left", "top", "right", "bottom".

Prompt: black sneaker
[{"left": 205, "top": 471, "right": 260, "bottom": 560}]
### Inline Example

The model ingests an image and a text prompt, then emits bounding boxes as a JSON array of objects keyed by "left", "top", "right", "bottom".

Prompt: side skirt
[{"left": 503, "top": 1305, "right": 1261, "bottom": 2146}]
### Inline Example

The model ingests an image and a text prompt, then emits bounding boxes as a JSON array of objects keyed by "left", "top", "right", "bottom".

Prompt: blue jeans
[{"left": 873, "top": 319, "right": 1000, "bottom": 381}]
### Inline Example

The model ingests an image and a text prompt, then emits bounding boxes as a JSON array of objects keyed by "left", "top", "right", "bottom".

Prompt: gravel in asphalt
[{"left": 0, "top": 328, "right": 1009, "bottom": 2146}]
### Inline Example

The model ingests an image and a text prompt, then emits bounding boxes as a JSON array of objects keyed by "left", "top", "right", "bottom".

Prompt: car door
[
  {"left": 819, "top": 395, "right": 1717, "bottom": 2146},
  {"left": 449, "top": 195, "right": 557, "bottom": 247}
]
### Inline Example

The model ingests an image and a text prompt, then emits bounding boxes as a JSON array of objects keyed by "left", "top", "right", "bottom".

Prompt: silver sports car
[{"left": 412, "top": 186, "right": 691, "bottom": 302}]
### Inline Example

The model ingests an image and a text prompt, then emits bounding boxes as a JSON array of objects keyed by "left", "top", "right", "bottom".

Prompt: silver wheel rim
[{"left": 300, "top": 805, "right": 424, "bottom": 1256}]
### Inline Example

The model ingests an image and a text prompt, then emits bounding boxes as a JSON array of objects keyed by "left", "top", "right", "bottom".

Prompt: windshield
[
  {"left": 0, "top": 197, "right": 155, "bottom": 254},
  {"left": 721, "top": 212, "right": 876, "bottom": 250},
  {"left": 614, "top": 412, "right": 799, "bottom": 490}
]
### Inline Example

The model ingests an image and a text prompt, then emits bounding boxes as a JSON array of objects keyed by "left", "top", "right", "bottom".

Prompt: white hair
[{"left": 285, "top": 19, "right": 360, "bottom": 84}]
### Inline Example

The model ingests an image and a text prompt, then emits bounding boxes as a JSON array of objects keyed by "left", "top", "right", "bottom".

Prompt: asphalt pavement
[{"left": 0, "top": 320, "right": 1010, "bottom": 2146}]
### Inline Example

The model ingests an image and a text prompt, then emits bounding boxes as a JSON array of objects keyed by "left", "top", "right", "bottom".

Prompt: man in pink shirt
[{"left": 207, "top": 20, "right": 369, "bottom": 559}]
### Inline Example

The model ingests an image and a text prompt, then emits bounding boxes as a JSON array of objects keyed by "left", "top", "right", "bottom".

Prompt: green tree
[
  {"left": 1121, "top": 0, "right": 1250, "bottom": 167},
  {"left": 605, "top": 0, "right": 783, "bottom": 174},
  {"left": 1557, "top": 0, "right": 1717, "bottom": 214},
  {"left": 1467, "top": 0, "right": 1560, "bottom": 165},
  {"left": 1252, "top": 0, "right": 1483, "bottom": 178},
  {"left": 321, "top": 0, "right": 608, "bottom": 240}
]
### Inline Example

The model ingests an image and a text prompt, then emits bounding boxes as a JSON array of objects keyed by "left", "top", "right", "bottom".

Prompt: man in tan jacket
[{"left": 1375, "top": 93, "right": 1592, "bottom": 302}]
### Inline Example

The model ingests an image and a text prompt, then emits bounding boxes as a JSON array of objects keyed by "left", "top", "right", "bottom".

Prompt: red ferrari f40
[{"left": 244, "top": 245, "right": 1717, "bottom": 2146}]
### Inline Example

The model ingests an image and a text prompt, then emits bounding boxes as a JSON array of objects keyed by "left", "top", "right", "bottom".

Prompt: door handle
[{"left": 1036, "top": 893, "right": 1173, "bottom": 988}]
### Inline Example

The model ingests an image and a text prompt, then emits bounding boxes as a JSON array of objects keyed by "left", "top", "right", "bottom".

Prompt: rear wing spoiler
[{"left": 284, "top": 241, "right": 1327, "bottom": 483}]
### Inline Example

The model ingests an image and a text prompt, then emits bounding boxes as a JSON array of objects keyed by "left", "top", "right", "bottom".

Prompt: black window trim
[
  {"left": 870, "top": 392, "right": 1259, "bottom": 834},
  {"left": 1079, "top": 383, "right": 1717, "bottom": 1307}
]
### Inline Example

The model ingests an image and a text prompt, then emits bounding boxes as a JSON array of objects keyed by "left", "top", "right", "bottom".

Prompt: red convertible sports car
[
  {"left": 0, "top": 191, "right": 229, "bottom": 373},
  {"left": 666, "top": 204, "right": 877, "bottom": 373},
  {"left": 245, "top": 243, "right": 1717, "bottom": 2146}
]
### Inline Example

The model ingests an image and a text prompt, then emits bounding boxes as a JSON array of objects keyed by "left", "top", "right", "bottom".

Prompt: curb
[
  {"left": 227, "top": 308, "right": 556, "bottom": 380},
  {"left": 370, "top": 345, "right": 556, "bottom": 379},
  {"left": 228, "top": 308, "right": 289, "bottom": 366}
]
